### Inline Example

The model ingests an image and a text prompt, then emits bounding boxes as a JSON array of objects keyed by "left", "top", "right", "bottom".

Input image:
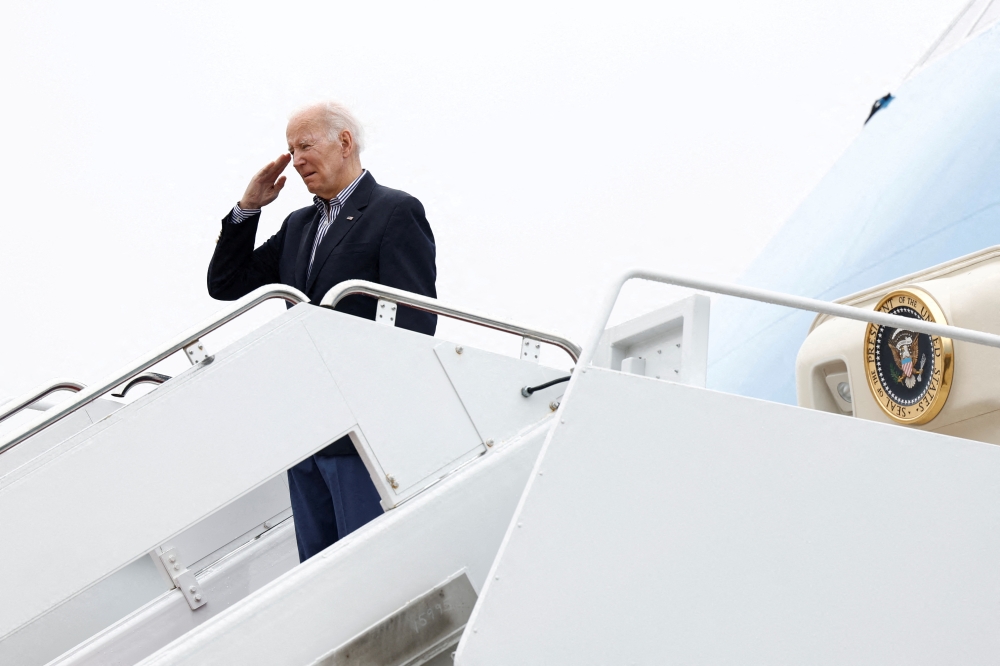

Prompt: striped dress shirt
[{"left": 231, "top": 169, "right": 368, "bottom": 281}]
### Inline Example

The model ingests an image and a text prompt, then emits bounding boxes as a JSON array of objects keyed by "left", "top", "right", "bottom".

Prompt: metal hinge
[
  {"left": 183, "top": 339, "right": 214, "bottom": 365},
  {"left": 521, "top": 337, "right": 541, "bottom": 363},
  {"left": 158, "top": 547, "right": 207, "bottom": 610},
  {"left": 376, "top": 299, "right": 398, "bottom": 326}
]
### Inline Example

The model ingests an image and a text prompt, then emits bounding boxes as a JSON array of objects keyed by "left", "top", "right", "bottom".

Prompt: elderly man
[{"left": 207, "top": 101, "right": 437, "bottom": 562}]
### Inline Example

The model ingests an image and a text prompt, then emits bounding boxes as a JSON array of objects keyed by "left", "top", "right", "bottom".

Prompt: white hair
[{"left": 291, "top": 101, "right": 365, "bottom": 155}]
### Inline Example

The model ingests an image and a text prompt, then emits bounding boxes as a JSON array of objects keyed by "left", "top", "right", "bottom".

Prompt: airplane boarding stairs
[
  {"left": 9, "top": 272, "right": 1000, "bottom": 664},
  {"left": 0, "top": 283, "right": 577, "bottom": 665}
]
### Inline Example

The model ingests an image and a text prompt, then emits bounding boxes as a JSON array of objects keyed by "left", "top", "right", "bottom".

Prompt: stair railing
[
  {"left": 320, "top": 279, "right": 582, "bottom": 363},
  {"left": 0, "top": 380, "right": 86, "bottom": 425},
  {"left": 575, "top": 269, "right": 1000, "bottom": 373},
  {"left": 0, "top": 284, "right": 309, "bottom": 456}
]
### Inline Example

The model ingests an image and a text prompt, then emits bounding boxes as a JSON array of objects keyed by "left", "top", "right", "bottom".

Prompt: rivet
[
  {"left": 495, "top": 575, "right": 500, "bottom": 580},
  {"left": 485, "top": 439, "right": 494, "bottom": 447},
  {"left": 455, "top": 346, "right": 463, "bottom": 355},
  {"left": 380, "top": 303, "right": 384, "bottom": 308},
  {"left": 189, "top": 586, "right": 197, "bottom": 593},
  {"left": 173, "top": 564, "right": 180, "bottom": 570},
  {"left": 194, "top": 594, "right": 202, "bottom": 602},
  {"left": 168, "top": 555, "right": 176, "bottom": 563},
  {"left": 549, "top": 401, "right": 559, "bottom": 411},
  {"left": 517, "top": 522, "right": 522, "bottom": 527}
]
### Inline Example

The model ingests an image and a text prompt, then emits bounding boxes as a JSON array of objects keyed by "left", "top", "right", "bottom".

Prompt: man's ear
[{"left": 340, "top": 130, "right": 353, "bottom": 157}]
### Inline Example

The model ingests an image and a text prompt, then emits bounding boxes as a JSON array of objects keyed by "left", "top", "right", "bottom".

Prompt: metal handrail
[
  {"left": 0, "top": 379, "right": 86, "bottom": 425},
  {"left": 0, "top": 284, "right": 309, "bottom": 456},
  {"left": 320, "top": 280, "right": 582, "bottom": 363},
  {"left": 577, "top": 269, "right": 1000, "bottom": 372},
  {"left": 111, "top": 372, "right": 172, "bottom": 398}
]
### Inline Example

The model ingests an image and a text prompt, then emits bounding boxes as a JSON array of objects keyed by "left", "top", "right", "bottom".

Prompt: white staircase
[{"left": 0, "top": 287, "right": 573, "bottom": 665}]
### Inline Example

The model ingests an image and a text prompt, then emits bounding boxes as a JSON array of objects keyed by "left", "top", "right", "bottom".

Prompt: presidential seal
[{"left": 864, "top": 288, "right": 954, "bottom": 425}]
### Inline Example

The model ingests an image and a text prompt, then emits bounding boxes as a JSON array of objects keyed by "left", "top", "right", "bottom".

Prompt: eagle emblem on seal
[{"left": 888, "top": 328, "right": 926, "bottom": 389}]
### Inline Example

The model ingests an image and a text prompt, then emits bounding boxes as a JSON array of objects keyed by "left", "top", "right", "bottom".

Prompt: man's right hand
[{"left": 239, "top": 153, "right": 291, "bottom": 210}]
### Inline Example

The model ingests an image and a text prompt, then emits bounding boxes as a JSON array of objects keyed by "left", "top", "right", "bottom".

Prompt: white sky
[{"left": 0, "top": 0, "right": 968, "bottom": 401}]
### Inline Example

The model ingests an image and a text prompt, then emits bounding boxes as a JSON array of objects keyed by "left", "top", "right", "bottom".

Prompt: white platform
[{"left": 457, "top": 367, "right": 1000, "bottom": 664}]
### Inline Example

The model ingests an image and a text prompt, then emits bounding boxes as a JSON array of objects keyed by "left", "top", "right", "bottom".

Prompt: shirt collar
[{"left": 313, "top": 169, "right": 367, "bottom": 215}]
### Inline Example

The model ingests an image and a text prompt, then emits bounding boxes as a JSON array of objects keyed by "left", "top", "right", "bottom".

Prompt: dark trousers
[{"left": 287, "top": 437, "right": 384, "bottom": 562}]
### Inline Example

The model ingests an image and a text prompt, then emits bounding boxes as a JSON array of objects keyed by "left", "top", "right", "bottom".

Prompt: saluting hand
[{"left": 239, "top": 153, "right": 291, "bottom": 210}]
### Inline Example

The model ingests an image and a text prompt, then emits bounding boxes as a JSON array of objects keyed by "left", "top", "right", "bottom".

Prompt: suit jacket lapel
[
  {"left": 306, "top": 171, "right": 376, "bottom": 294},
  {"left": 295, "top": 212, "right": 319, "bottom": 291}
]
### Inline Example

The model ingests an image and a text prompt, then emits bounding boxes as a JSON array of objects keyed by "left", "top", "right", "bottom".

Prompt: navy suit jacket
[{"left": 207, "top": 171, "right": 437, "bottom": 335}]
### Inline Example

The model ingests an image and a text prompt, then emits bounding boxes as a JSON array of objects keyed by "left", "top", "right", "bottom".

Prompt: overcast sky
[{"left": 0, "top": 0, "right": 968, "bottom": 401}]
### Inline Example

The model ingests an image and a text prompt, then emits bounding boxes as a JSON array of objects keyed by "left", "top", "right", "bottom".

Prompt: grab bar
[
  {"left": 0, "top": 380, "right": 86, "bottom": 425},
  {"left": 111, "top": 372, "right": 172, "bottom": 399},
  {"left": 320, "top": 280, "right": 582, "bottom": 363},
  {"left": 576, "top": 269, "right": 1000, "bottom": 372},
  {"left": 0, "top": 284, "right": 309, "bottom": 456}
]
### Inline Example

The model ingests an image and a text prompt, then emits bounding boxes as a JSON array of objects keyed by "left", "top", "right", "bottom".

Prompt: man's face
[{"left": 286, "top": 113, "right": 348, "bottom": 200}]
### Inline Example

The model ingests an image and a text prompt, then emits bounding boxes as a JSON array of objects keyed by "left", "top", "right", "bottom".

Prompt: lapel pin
[{"left": 347, "top": 216, "right": 354, "bottom": 220}]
